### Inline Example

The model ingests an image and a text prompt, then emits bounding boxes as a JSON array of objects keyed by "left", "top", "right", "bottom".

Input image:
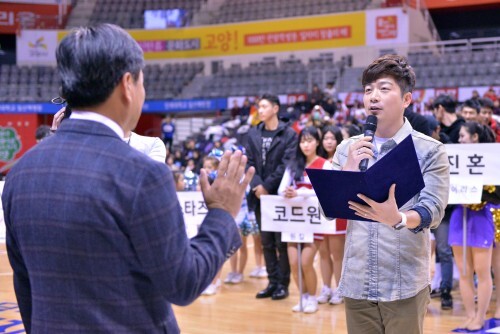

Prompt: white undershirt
[
  {"left": 373, "top": 135, "right": 390, "bottom": 153},
  {"left": 70, "top": 111, "right": 124, "bottom": 139}
]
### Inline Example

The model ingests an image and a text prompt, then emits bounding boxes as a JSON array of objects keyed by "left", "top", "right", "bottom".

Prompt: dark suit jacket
[{"left": 2, "top": 119, "right": 241, "bottom": 333}]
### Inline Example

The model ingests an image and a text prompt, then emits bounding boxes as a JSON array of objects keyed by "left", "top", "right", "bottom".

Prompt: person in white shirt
[{"left": 52, "top": 107, "right": 166, "bottom": 163}]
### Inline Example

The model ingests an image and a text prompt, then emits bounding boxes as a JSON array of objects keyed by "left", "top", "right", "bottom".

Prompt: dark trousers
[
  {"left": 432, "top": 218, "right": 453, "bottom": 291},
  {"left": 256, "top": 202, "right": 290, "bottom": 288},
  {"left": 163, "top": 137, "right": 173, "bottom": 153}
]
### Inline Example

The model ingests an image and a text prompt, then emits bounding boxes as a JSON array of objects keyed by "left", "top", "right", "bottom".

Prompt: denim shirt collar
[{"left": 373, "top": 118, "right": 413, "bottom": 160}]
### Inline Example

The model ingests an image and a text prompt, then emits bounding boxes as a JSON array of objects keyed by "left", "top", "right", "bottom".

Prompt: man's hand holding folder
[
  {"left": 306, "top": 135, "right": 425, "bottom": 224},
  {"left": 348, "top": 184, "right": 402, "bottom": 227}
]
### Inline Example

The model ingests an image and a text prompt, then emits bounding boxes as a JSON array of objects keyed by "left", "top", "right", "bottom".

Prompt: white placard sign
[
  {"left": 444, "top": 143, "right": 500, "bottom": 184},
  {"left": 176, "top": 191, "right": 207, "bottom": 238},
  {"left": 443, "top": 143, "right": 499, "bottom": 205},
  {"left": 448, "top": 177, "right": 484, "bottom": 205},
  {"left": 281, "top": 232, "right": 314, "bottom": 243},
  {"left": 260, "top": 195, "right": 337, "bottom": 234}
]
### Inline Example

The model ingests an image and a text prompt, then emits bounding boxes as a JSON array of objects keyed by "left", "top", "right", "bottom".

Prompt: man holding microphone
[{"left": 332, "top": 54, "right": 449, "bottom": 334}]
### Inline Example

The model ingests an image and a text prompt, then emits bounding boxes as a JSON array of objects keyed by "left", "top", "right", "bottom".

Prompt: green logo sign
[{"left": 0, "top": 127, "right": 22, "bottom": 162}]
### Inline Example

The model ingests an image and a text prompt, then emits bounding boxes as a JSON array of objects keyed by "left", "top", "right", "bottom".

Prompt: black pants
[
  {"left": 432, "top": 218, "right": 453, "bottom": 291},
  {"left": 256, "top": 202, "right": 290, "bottom": 288},
  {"left": 163, "top": 137, "right": 173, "bottom": 153}
]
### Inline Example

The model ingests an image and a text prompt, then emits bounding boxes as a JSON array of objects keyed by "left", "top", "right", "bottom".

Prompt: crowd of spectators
[{"left": 162, "top": 86, "right": 499, "bottom": 181}]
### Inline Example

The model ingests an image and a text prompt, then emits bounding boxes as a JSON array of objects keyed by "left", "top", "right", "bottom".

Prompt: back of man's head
[
  {"left": 361, "top": 54, "right": 415, "bottom": 95},
  {"left": 56, "top": 24, "right": 144, "bottom": 109},
  {"left": 432, "top": 94, "right": 456, "bottom": 113}
]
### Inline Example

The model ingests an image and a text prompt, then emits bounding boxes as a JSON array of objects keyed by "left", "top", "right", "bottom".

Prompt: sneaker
[
  {"left": 224, "top": 272, "right": 236, "bottom": 283},
  {"left": 430, "top": 288, "right": 441, "bottom": 298},
  {"left": 256, "top": 267, "right": 268, "bottom": 278},
  {"left": 215, "top": 278, "right": 222, "bottom": 288},
  {"left": 440, "top": 288, "right": 453, "bottom": 310},
  {"left": 329, "top": 289, "right": 344, "bottom": 305},
  {"left": 317, "top": 286, "right": 332, "bottom": 304},
  {"left": 292, "top": 295, "right": 308, "bottom": 312},
  {"left": 249, "top": 267, "right": 260, "bottom": 278},
  {"left": 304, "top": 297, "right": 319, "bottom": 313},
  {"left": 201, "top": 284, "right": 217, "bottom": 296},
  {"left": 230, "top": 273, "right": 243, "bottom": 284}
]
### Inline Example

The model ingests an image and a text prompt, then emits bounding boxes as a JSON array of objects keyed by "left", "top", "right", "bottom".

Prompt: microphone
[{"left": 359, "top": 115, "right": 377, "bottom": 172}]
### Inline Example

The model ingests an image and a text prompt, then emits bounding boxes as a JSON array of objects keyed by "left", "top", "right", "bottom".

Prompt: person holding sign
[
  {"left": 2, "top": 24, "right": 255, "bottom": 334},
  {"left": 448, "top": 121, "right": 497, "bottom": 332},
  {"left": 246, "top": 94, "right": 298, "bottom": 301},
  {"left": 277, "top": 126, "right": 331, "bottom": 313},
  {"left": 331, "top": 55, "right": 449, "bottom": 334}
]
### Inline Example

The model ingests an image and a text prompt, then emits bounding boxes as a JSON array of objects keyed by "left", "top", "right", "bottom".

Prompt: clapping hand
[{"left": 200, "top": 150, "right": 255, "bottom": 218}]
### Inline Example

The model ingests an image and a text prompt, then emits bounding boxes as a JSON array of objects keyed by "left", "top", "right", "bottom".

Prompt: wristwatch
[{"left": 392, "top": 212, "right": 407, "bottom": 230}]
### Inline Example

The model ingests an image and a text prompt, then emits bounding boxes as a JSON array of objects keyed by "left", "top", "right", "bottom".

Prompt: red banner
[
  {"left": 425, "top": 0, "right": 499, "bottom": 9},
  {"left": 0, "top": 3, "right": 69, "bottom": 33}
]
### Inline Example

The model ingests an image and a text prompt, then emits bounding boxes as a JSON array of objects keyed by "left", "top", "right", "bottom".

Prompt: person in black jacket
[
  {"left": 246, "top": 94, "right": 298, "bottom": 300},
  {"left": 432, "top": 94, "right": 464, "bottom": 143},
  {"left": 404, "top": 104, "right": 431, "bottom": 136}
]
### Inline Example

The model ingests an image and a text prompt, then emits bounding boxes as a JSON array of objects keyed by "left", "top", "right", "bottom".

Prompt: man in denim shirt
[{"left": 332, "top": 55, "right": 449, "bottom": 334}]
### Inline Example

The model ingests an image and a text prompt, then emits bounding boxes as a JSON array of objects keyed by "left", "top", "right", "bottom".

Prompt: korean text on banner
[
  {"left": 445, "top": 143, "right": 500, "bottom": 205},
  {"left": 56, "top": 12, "right": 364, "bottom": 59},
  {"left": 365, "top": 8, "right": 409, "bottom": 46},
  {"left": 176, "top": 191, "right": 208, "bottom": 238},
  {"left": 260, "top": 195, "right": 337, "bottom": 234}
]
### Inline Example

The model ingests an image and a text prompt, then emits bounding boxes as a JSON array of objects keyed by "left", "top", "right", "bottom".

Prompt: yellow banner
[{"left": 58, "top": 12, "right": 365, "bottom": 59}]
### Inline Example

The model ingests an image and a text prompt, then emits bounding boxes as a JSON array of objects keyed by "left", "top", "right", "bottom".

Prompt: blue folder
[{"left": 306, "top": 135, "right": 425, "bottom": 221}]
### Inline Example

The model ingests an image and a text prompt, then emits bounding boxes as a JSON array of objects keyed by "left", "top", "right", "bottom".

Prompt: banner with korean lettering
[
  {"left": 0, "top": 99, "right": 226, "bottom": 114},
  {"left": 260, "top": 195, "right": 337, "bottom": 234},
  {"left": 176, "top": 191, "right": 208, "bottom": 238},
  {"left": 365, "top": 8, "right": 409, "bottom": 46},
  {"left": 0, "top": 3, "right": 66, "bottom": 34},
  {"left": 56, "top": 12, "right": 365, "bottom": 59},
  {"left": 445, "top": 143, "right": 500, "bottom": 205}
]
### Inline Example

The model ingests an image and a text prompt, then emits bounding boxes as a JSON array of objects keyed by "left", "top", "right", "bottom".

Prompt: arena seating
[
  {"left": 88, "top": 0, "right": 205, "bottom": 29},
  {"left": 409, "top": 49, "right": 500, "bottom": 88},
  {"left": 211, "top": 0, "right": 371, "bottom": 25},
  {"left": 0, "top": 61, "right": 204, "bottom": 102},
  {"left": 2, "top": 47, "right": 498, "bottom": 102},
  {"left": 199, "top": 54, "right": 343, "bottom": 98},
  {"left": 339, "top": 48, "right": 500, "bottom": 92},
  {"left": 84, "top": 0, "right": 370, "bottom": 29}
]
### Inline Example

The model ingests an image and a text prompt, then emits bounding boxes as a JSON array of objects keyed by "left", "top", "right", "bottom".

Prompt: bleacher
[
  {"left": 211, "top": 0, "right": 371, "bottom": 25},
  {"left": 339, "top": 47, "right": 500, "bottom": 92},
  {"left": 143, "top": 62, "right": 204, "bottom": 100},
  {"left": 199, "top": 54, "right": 344, "bottom": 98},
  {"left": 0, "top": 62, "right": 204, "bottom": 102},
  {"left": 0, "top": 65, "right": 60, "bottom": 102},
  {"left": 88, "top": 0, "right": 205, "bottom": 29},
  {"left": 410, "top": 50, "right": 500, "bottom": 88},
  {"left": 79, "top": 0, "right": 370, "bottom": 29}
]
